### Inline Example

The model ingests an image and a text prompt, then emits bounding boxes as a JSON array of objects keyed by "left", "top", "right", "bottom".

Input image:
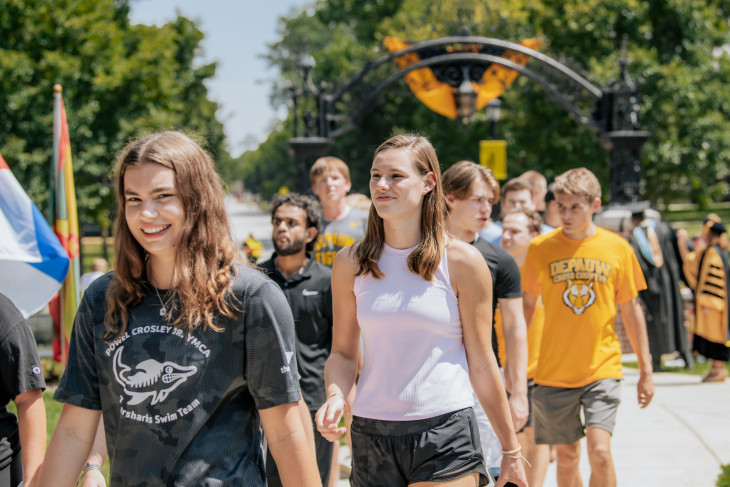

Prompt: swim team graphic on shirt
[
  {"left": 113, "top": 346, "right": 198, "bottom": 406},
  {"left": 549, "top": 257, "right": 612, "bottom": 316}
]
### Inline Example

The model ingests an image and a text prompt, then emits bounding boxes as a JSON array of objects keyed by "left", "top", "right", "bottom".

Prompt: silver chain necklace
[
  {"left": 153, "top": 285, "right": 175, "bottom": 317},
  {"left": 149, "top": 262, "right": 175, "bottom": 317}
]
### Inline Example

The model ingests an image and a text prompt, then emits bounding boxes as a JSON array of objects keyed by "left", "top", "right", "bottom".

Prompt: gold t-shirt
[{"left": 523, "top": 228, "right": 646, "bottom": 388}]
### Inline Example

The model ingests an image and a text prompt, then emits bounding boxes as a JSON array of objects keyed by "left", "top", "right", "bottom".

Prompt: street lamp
[
  {"left": 454, "top": 78, "right": 478, "bottom": 124},
  {"left": 486, "top": 98, "right": 502, "bottom": 139},
  {"left": 287, "top": 55, "right": 332, "bottom": 192}
]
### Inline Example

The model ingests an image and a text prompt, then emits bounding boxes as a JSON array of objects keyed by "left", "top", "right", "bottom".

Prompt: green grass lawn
[
  {"left": 623, "top": 356, "right": 730, "bottom": 376},
  {"left": 717, "top": 464, "right": 730, "bottom": 487},
  {"left": 661, "top": 201, "right": 730, "bottom": 237}
]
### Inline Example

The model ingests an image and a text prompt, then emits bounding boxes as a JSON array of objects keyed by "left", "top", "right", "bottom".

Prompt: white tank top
[{"left": 352, "top": 243, "right": 474, "bottom": 420}]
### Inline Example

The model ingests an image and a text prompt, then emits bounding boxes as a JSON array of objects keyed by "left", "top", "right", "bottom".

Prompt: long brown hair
[
  {"left": 355, "top": 134, "right": 445, "bottom": 281},
  {"left": 104, "top": 131, "right": 240, "bottom": 340}
]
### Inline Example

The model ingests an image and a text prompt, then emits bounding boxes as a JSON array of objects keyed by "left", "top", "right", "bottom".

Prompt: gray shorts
[
  {"left": 524, "top": 378, "right": 536, "bottom": 429},
  {"left": 532, "top": 378, "right": 621, "bottom": 445},
  {"left": 350, "top": 408, "right": 488, "bottom": 486}
]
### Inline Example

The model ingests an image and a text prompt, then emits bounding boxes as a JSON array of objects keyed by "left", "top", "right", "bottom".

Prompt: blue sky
[{"left": 130, "top": 0, "right": 310, "bottom": 157}]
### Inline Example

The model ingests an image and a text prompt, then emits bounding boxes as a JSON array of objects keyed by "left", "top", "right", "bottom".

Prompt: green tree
[
  {"left": 247, "top": 0, "right": 730, "bottom": 205},
  {"left": 0, "top": 0, "right": 228, "bottom": 232}
]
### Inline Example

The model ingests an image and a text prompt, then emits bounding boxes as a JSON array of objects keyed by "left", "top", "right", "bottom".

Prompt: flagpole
[{"left": 53, "top": 84, "right": 66, "bottom": 365}]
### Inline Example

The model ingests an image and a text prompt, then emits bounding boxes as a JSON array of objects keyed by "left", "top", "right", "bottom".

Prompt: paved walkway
[
  {"left": 336, "top": 366, "right": 730, "bottom": 486},
  {"left": 542, "top": 366, "right": 730, "bottom": 487}
]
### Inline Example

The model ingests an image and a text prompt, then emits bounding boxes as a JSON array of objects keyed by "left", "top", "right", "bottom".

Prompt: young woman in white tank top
[{"left": 315, "top": 134, "right": 526, "bottom": 487}]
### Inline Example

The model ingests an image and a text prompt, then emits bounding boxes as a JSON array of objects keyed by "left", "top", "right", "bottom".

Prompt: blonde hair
[
  {"left": 105, "top": 131, "right": 240, "bottom": 340},
  {"left": 503, "top": 208, "right": 543, "bottom": 235},
  {"left": 442, "top": 160, "right": 500, "bottom": 203},
  {"left": 309, "top": 156, "right": 351, "bottom": 186},
  {"left": 355, "top": 134, "right": 445, "bottom": 281},
  {"left": 346, "top": 192, "right": 372, "bottom": 211},
  {"left": 520, "top": 170, "right": 547, "bottom": 191},
  {"left": 553, "top": 167, "right": 601, "bottom": 203},
  {"left": 501, "top": 177, "right": 532, "bottom": 201}
]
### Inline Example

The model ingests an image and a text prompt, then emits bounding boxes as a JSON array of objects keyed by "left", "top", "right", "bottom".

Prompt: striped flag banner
[
  {"left": 50, "top": 84, "right": 81, "bottom": 364},
  {"left": 0, "top": 153, "right": 69, "bottom": 316}
]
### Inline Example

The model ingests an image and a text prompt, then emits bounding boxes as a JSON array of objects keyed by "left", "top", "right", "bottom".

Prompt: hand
[
  {"left": 80, "top": 468, "right": 106, "bottom": 487},
  {"left": 637, "top": 371, "right": 654, "bottom": 409},
  {"left": 676, "top": 228, "right": 688, "bottom": 243},
  {"left": 315, "top": 394, "right": 347, "bottom": 442},
  {"left": 508, "top": 393, "right": 528, "bottom": 432},
  {"left": 496, "top": 454, "right": 528, "bottom": 487}
]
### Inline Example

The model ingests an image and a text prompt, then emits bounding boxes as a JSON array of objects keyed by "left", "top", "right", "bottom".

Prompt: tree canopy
[
  {"left": 0, "top": 0, "right": 228, "bottom": 231},
  {"left": 240, "top": 0, "right": 730, "bottom": 205}
]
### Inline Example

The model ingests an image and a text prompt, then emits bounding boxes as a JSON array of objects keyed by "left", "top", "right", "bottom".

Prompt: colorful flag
[
  {"left": 0, "top": 153, "right": 69, "bottom": 317},
  {"left": 50, "top": 84, "right": 81, "bottom": 363}
]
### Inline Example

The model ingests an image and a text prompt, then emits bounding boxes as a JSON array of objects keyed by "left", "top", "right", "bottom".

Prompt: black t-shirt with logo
[
  {"left": 55, "top": 264, "right": 301, "bottom": 486},
  {"left": 260, "top": 254, "right": 333, "bottom": 411},
  {"left": 0, "top": 293, "right": 46, "bottom": 469}
]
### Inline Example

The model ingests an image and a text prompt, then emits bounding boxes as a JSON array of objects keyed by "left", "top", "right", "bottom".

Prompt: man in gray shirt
[{"left": 310, "top": 156, "right": 368, "bottom": 268}]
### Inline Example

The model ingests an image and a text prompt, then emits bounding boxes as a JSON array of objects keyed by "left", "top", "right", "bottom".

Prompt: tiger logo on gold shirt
[{"left": 562, "top": 279, "right": 596, "bottom": 315}]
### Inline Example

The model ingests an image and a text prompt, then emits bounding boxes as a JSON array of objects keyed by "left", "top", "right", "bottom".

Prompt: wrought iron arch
[{"left": 289, "top": 35, "right": 649, "bottom": 204}]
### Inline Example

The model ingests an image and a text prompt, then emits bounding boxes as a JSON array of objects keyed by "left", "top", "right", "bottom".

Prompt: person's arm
[
  {"left": 297, "top": 398, "right": 316, "bottom": 453},
  {"left": 498, "top": 296, "right": 528, "bottom": 432},
  {"left": 522, "top": 291, "right": 538, "bottom": 330},
  {"left": 38, "top": 405, "right": 101, "bottom": 487},
  {"left": 79, "top": 417, "right": 107, "bottom": 487},
  {"left": 315, "top": 247, "right": 360, "bottom": 442},
  {"left": 260, "top": 402, "right": 321, "bottom": 487},
  {"left": 15, "top": 388, "right": 46, "bottom": 486},
  {"left": 675, "top": 228, "right": 690, "bottom": 262},
  {"left": 620, "top": 298, "right": 655, "bottom": 408},
  {"left": 449, "top": 242, "right": 526, "bottom": 487}
]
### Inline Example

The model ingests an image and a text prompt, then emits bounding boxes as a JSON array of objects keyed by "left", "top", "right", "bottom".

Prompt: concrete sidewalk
[
  {"left": 336, "top": 367, "right": 730, "bottom": 486},
  {"left": 542, "top": 366, "right": 730, "bottom": 486}
]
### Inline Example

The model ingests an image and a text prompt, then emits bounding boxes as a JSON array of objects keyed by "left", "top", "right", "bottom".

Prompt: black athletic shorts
[{"left": 350, "top": 407, "right": 489, "bottom": 487}]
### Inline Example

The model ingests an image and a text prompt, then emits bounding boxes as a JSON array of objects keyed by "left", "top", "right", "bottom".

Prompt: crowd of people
[{"left": 1, "top": 130, "right": 728, "bottom": 487}]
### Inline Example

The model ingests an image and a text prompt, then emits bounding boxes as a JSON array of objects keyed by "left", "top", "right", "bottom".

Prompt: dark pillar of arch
[{"left": 596, "top": 59, "right": 650, "bottom": 205}]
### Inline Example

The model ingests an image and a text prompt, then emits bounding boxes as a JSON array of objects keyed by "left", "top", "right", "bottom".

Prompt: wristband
[
  {"left": 80, "top": 462, "right": 103, "bottom": 477},
  {"left": 501, "top": 445, "right": 521, "bottom": 456},
  {"left": 327, "top": 391, "right": 348, "bottom": 415}
]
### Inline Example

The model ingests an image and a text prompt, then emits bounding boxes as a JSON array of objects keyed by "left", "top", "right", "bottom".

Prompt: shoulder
[
  {"left": 527, "top": 229, "right": 558, "bottom": 252},
  {"left": 230, "top": 263, "right": 280, "bottom": 297},
  {"left": 309, "top": 259, "right": 333, "bottom": 277},
  {"left": 705, "top": 246, "right": 725, "bottom": 265},
  {"left": 306, "top": 258, "right": 333, "bottom": 286},
  {"left": 0, "top": 293, "right": 25, "bottom": 343},
  {"left": 447, "top": 238, "right": 486, "bottom": 268},
  {"left": 596, "top": 227, "right": 634, "bottom": 252},
  {"left": 475, "top": 238, "right": 515, "bottom": 270},
  {"left": 332, "top": 243, "right": 359, "bottom": 275},
  {"left": 258, "top": 258, "right": 277, "bottom": 277},
  {"left": 82, "top": 272, "right": 114, "bottom": 311},
  {"left": 350, "top": 207, "right": 370, "bottom": 220}
]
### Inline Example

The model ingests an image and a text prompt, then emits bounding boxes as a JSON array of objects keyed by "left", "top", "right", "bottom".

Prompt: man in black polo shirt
[{"left": 260, "top": 193, "right": 334, "bottom": 487}]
